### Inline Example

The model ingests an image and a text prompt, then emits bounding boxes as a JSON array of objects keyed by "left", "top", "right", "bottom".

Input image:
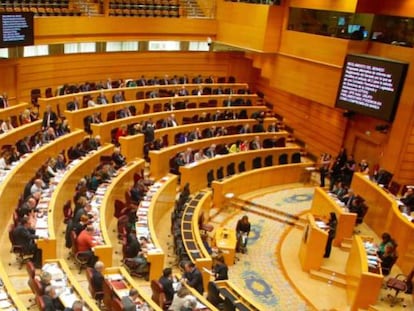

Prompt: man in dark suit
[
  {"left": 159, "top": 268, "right": 175, "bottom": 302},
  {"left": 42, "top": 105, "right": 58, "bottom": 130},
  {"left": 179, "top": 75, "right": 189, "bottom": 84},
  {"left": 91, "top": 261, "right": 105, "bottom": 299},
  {"left": 42, "top": 286, "right": 65, "bottom": 311},
  {"left": 183, "top": 262, "right": 204, "bottom": 294},
  {"left": 13, "top": 217, "right": 42, "bottom": 267},
  {"left": 66, "top": 96, "right": 80, "bottom": 111},
  {"left": 17, "top": 136, "right": 32, "bottom": 155},
  {"left": 112, "top": 91, "right": 125, "bottom": 103},
  {"left": 96, "top": 91, "right": 109, "bottom": 105},
  {"left": 205, "top": 144, "right": 216, "bottom": 159},
  {"left": 121, "top": 289, "right": 140, "bottom": 311},
  {"left": 137, "top": 75, "right": 146, "bottom": 86},
  {"left": 0, "top": 93, "right": 9, "bottom": 108},
  {"left": 112, "top": 147, "right": 126, "bottom": 169}
]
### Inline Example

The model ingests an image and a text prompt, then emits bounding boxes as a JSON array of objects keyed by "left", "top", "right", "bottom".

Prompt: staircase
[
  {"left": 179, "top": 0, "right": 206, "bottom": 18},
  {"left": 309, "top": 266, "right": 347, "bottom": 288},
  {"left": 229, "top": 197, "right": 307, "bottom": 228}
]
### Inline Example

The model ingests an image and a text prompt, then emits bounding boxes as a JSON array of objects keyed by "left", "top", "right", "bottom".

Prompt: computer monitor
[{"left": 348, "top": 24, "right": 361, "bottom": 34}]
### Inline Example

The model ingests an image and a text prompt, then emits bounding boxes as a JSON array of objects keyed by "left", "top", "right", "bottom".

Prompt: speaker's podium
[
  {"left": 299, "top": 213, "right": 328, "bottom": 272},
  {"left": 214, "top": 227, "right": 237, "bottom": 266}
]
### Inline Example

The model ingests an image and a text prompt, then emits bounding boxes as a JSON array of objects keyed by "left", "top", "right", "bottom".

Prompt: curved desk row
[
  {"left": 46, "top": 144, "right": 115, "bottom": 264},
  {"left": 310, "top": 187, "right": 357, "bottom": 247},
  {"left": 181, "top": 147, "right": 302, "bottom": 193},
  {"left": 63, "top": 93, "right": 258, "bottom": 129},
  {"left": 122, "top": 119, "right": 279, "bottom": 163},
  {"left": 345, "top": 236, "right": 383, "bottom": 311},
  {"left": 139, "top": 174, "right": 178, "bottom": 281},
  {"left": 146, "top": 131, "right": 287, "bottom": 179},
  {"left": 0, "top": 120, "right": 42, "bottom": 148},
  {"left": 104, "top": 266, "right": 162, "bottom": 311},
  {"left": 214, "top": 280, "right": 262, "bottom": 311},
  {"left": 38, "top": 82, "right": 250, "bottom": 111},
  {"left": 43, "top": 259, "right": 101, "bottom": 311},
  {"left": 211, "top": 162, "right": 312, "bottom": 207},
  {"left": 91, "top": 105, "right": 267, "bottom": 143},
  {"left": 181, "top": 191, "right": 213, "bottom": 292},
  {"left": 351, "top": 173, "right": 414, "bottom": 274}
]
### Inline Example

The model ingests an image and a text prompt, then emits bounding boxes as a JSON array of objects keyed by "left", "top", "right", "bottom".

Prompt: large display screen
[
  {"left": 335, "top": 54, "right": 409, "bottom": 122},
  {"left": 0, "top": 12, "right": 34, "bottom": 48}
]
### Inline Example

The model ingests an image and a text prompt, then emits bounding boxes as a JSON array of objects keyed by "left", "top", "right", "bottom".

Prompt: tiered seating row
[
  {"left": 0, "top": 0, "right": 81, "bottom": 16},
  {"left": 109, "top": 0, "right": 179, "bottom": 17}
]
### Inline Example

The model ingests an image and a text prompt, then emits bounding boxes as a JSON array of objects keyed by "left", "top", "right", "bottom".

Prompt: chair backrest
[
  {"left": 227, "top": 162, "right": 235, "bottom": 176},
  {"left": 207, "top": 281, "right": 224, "bottom": 307},
  {"left": 264, "top": 155, "right": 273, "bottom": 167},
  {"left": 238, "top": 161, "right": 246, "bottom": 173},
  {"left": 36, "top": 294, "right": 45, "bottom": 310},
  {"left": 207, "top": 169, "right": 214, "bottom": 187},
  {"left": 70, "top": 230, "right": 78, "bottom": 254},
  {"left": 26, "top": 261, "right": 36, "bottom": 279},
  {"left": 253, "top": 157, "right": 262, "bottom": 169},
  {"left": 274, "top": 137, "right": 286, "bottom": 147},
  {"left": 114, "top": 199, "right": 125, "bottom": 219},
  {"left": 63, "top": 200, "right": 72, "bottom": 224},
  {"left": 112, "top": 296, "right": 124, "bottom": 311},
  {"left": 217, "top": 166, "right": 224, "bottom": 180},
  {"left": 85, "top": 267, "right": 95, "bottom": 296},
  {"left": 291, "top": 152, "right": 301, "bottom": 163},
  {"left": 150, "top": 280, "right": 167, "bottom": 308},
  {"left": 278, "top": 153, "right": 288, "bottom": 165}
]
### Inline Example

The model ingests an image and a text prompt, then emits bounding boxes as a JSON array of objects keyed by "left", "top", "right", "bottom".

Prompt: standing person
[
  {"left": 236, "top": 215, "right": 251, "bottom": 254},
  {"left": 213, "top": 255, "right": 228, "bottom": 280},
  {"left": 342, "top": 155, "right": 356, "bottom": 186},
  {"left": 319, "top": 153, "right": 331, "bottom": 188},
  {"left": 329, "top": 157, "right": 343, "bottom": 192},
  {"left": 324, "top": 213, "right": 337, "bottom": 258}
]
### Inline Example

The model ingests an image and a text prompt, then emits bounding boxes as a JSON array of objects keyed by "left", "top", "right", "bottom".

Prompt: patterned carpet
[{"left": 224, "top": 187, "right": 315, "bottom": 311}]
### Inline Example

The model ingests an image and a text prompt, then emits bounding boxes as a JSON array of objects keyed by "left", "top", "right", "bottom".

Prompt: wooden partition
[
  {"left": 44, "top": 259, "right": 101, "bottom": 311},
  {"left": 63, "top": 93, "right": 258, "bottom": 130},
  {"left": 181, "top": 191, "right": 213, "bottom": 292},
  {"left": 49, "top": 144, "right": 115, "bottom": 261},
  {"left": 104, "top": 266, "right": 162, "bottom": 311},
  {"left": 0, "top": 120, "right": 42, "bottom": 147},
  {"left": 345, "top": 236, "right": 383, "bottom": 311},
  {"left": 99, "top": 159, "right": 146, "bottom": 267},
  {"left": 0, "top": 129, "right": 86, "bottom": 266},
  {"left": 91, "top": 105, "right": 266, "bottom": 143},
  {"left": 298, "top": 213, "right": 328, "bottom": 272},
  {"left": 212, "top": 162, "right": 310, "bottom": 207},
  {"left": 214, "top": 280, "right": 262, "bottom": 311},
  {"left": 310, "top": 187, "right": 357, "bottom": 246},
  {"left": 0, "top": 102, "right": 29, "bottom": 121},
  {"left": 147, "top": 174, "right": 178, "bottom": 281},
  {"left": 351, "top": 173, "right": 414, "bottom": 274},
  {"left": 182, "top": 147, "right": 301, "bottom": 193},
  {"left": 149, "top": 131, "right": 288, "bottom": 180}
]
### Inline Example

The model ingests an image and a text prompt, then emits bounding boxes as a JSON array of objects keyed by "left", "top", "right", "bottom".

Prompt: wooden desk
[
  {"left": 0, "top": 102, "right": 29, "bottom": 121},
  {"left": 298, "top": 213, "right": 328, "bottom": 272},
  {"left": 181, "top": 191, "right": 213, "bottom": 292},
  {"left": 215, "top": 280, "right": 262, "bottom": 311},
  {"left": 0, "top": 120, "right": 42, "bottom": 148},
  {"left": 48, "top": 144, "right": 114, "bottom": 262},
  {"left": 62, "top": 93, "right": 258, "bottom": 130},
  {"left": 351, "top": 173, "right": 414, "bottom": 274},
  {"left": 0, "top": 129, "right": 86, "bottom": 264},
  {"left": 310, "top": 188, "right": 357, "bottom": 246},
  {"left": 98, "top": 159, "right": 146, "bottom": 267},
  {"left": 146, "top": 174, "right": 178, "bottom": 281},
  {"left": 44, "top": 259, "right": 101, "bottom": 311},
  {"left": 0, "top": 261, "right": 27, "bottom": 310},
  {"left": 38, "top": 82, "right": 250, "bottom": 114},
  {"left": 91, "top": 105, "right": 267, "bottom": 143},
  {"left": 147, "top": 129, "right": 287, "bottom": 180},
  {"left": 180, "top": 147, "right": 301, "bottom": 193},
  {"left": 104, "top": 266, "right": 162, "bottom": 311},
  {"left": 214, "top": 227, "right": 237, "bottom": 267},
  {"left": 345, "top": 236, "right": 383, "bottom": 311},
  {"left": 211, "top": 163, "right": 312, "bottom": 207}
]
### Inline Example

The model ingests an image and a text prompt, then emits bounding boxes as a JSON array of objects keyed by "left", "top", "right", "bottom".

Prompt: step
[
  {"left": 340, "top": 240, "right": 352, "bottom": 251},
  {"left": 318, "top": 266, "right": 347, "bottom": 279},
  {"left": 309, "top": 269, "right": 347, "bottom": 288}
]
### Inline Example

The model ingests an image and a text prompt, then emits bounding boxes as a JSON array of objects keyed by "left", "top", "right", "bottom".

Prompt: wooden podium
[
  {"left": 298, "top": 213, "right": 328, "bottom": 272},
  {"left": 215, "top": 227, "right": 237, "bottom": 266}
]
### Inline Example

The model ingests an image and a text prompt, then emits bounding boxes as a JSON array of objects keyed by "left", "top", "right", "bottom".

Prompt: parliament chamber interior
[{"left": 0, "top": 0, "right": 414, "bottom": 310}]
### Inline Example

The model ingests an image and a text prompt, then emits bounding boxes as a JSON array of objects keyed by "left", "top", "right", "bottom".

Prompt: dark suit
[
  {"left": 17, "top": 140, "right": 31, "bottom": 155},
  {"left": 185, "top": 267, "right": 204, "bottom": 294},
  {"left": 112, "top": 153, "right": 126, "bottom": 169},
  {"left": 92, "top": 269, "right": 104, "bottom": 293},
  {"left": 13, "top": 224, "right": 38, "bottom": 254},
  {"left": 121, "top": 296, "right": 136, "bottom": 311},
  {"left": 66, "top": 101, "right": 79, "bottom": 111},
  {"left": 42, "top": 111, "right": 58, "bottom": 129},
  {"left": 42, "top": 294, "right": 64, "bottom": 311},
  {"left": 159, "top": 276, "right": 174, "bottom": 301},
  {"left": 0, "top": 97, "right": 9, "bottom": 108}
]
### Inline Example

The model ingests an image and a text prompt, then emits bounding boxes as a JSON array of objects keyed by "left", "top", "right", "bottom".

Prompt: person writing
[{"left": 236, "top": 215, "right": 251, "bottom": 254}]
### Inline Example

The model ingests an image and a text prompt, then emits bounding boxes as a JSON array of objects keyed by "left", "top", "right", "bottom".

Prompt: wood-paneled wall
[
  {"left": 289, "top": 0, "right": 358, "bottom": 12},
  {"left": 356, "top": 0, "right": 414, "bottom": 17},
  {"left": 13, "top": 51, "right": 254, "bottom": 102}
]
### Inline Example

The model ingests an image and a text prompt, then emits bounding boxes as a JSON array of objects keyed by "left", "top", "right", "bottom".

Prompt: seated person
[
  {"left": 65, "top": 300, "right": 84, "bottom": 311},
  {"left": 181, "top": 297, "right": 197, "bottom": 311},
  {"left": 348, "top": 197, "right": 364, "bottom": 220},
  {"left": 400, "top": 187, "right": 414, "bottom": 214},
  {"left": 12, "top": 217, "right": 42, "bottom": 268},
  {"left": 169, "top": 287, "right": 195, "bottom": 311},
  {"left": 182, "top": 262, "right": 204, "bottom": 294},
  {"left": 125, "top": 233, "right": 148, "bottom": 273},
  {"left": 159, "top": 268, "right": 175, "bottom": 302},
  {"left": 39, "top": 271, "right": 52, "bottom": 295},
  {"left": 111, "top": 147, "right": 126, "bottom": 169},
  {"left": 213, "top": 255, "right": 228, "bottom": 281},
  {"left": 121, "top": 289, "right": 142, "bottom": 311},
  {"left": 42, "top": 285, "right": 65, "bottom": 311},
  {"left": 76, "top": 225, "right": 100, "bottom": 267},
  {"left": 377, "top": 232, "right": 397, "bottom": 275},
  {"left": 91, "top": 261, "right": 105, "bottom": 298}
]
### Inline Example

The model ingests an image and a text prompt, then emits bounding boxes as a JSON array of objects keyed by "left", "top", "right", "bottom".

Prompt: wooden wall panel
[
  {"left": 357, "top": 0, "right": 414, "bottom": 17},
  {"left": 254, "top": 77, "right": 346, "bottom": 157},
  {"left": 0, "top": 61, "right": 17, "bottom": 99},
  {"left": 289, "top": 0, "right": 358, "bottom": 12},
  {"left": 34, "top": 17, "right": 217, "bottom": 44},
  {"left": 13, "top": 52, "right": 254, "bottom": 102}
]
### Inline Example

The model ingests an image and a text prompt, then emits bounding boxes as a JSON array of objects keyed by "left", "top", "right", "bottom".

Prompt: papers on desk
[
  {"left": 136, "top": 227, "right": 149, "bottom": 238},
  {"left": 35, "top": 229, "right": 49, "bottom": 239},
  {"left": 0, "top": 293, "right": 7, "bottom": 301},
  {"left": 196, "top": 301, "right": 206, "bottom": 309},
  {"left": 140, "top": 201, "right": 150, "bottom": 208},
  {"left": 106, "top": 274, "right": 123, "bottom": 281},
  {"left": 0, "top": 300, "right": 12, "bottom": 309},
  {"left": 59, "top": 290, "right": 78, "bottom": 308},
  {"left": 172, "top": 281, "right": 181, "bottom": 292},
  {"left": 35, "top": 217, "right": 48, "bottom": 229},
  {"left": 315, "top": 221, "right": 329, "bottom": 229}
]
